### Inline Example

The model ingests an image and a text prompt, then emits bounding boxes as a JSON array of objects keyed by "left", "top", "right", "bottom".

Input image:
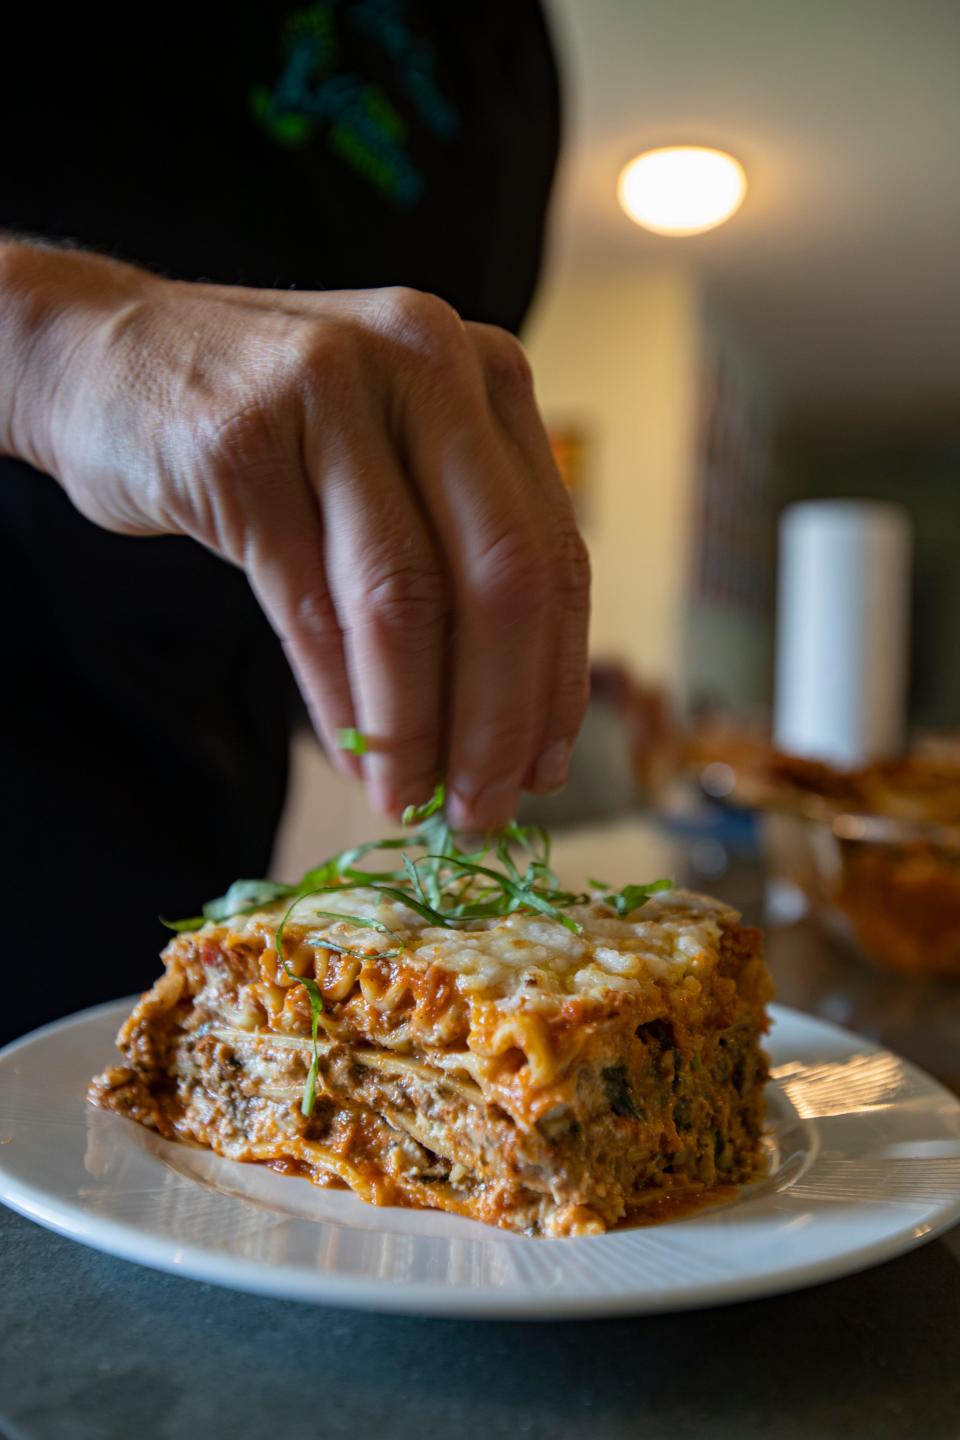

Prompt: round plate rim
[{"left": 1, "top": 998, "right": 959, "bottom": 1320}]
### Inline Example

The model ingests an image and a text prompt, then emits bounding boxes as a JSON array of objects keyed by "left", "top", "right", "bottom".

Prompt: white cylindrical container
[{"left": 774, "top": 500, "right": 912, "bottom": 766}]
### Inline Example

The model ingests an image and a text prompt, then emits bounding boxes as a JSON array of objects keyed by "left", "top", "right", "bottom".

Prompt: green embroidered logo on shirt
[{"left": 251, "top": 0, "right": 460, "bottom": 207}]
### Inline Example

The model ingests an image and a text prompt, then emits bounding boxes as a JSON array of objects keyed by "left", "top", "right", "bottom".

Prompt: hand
[{"left": 2, "top": 244, "right": 590, "bottom": 827}]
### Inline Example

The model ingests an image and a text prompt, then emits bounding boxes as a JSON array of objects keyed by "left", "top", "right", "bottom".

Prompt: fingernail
[
  {"left": 329, "top": 742, "right": 363, "bottom": 781},
  {"left": 382, "top": 775, "right": 440, "bottom": 822},
  {"left": 449, "top": 776, "right": 520, "bottom": 831},
  {"left": 371, "top": 777, "right": 400, "bottom": 820},
  {"left": 530, "top": 740, "right": 572, "bottom": 795}
]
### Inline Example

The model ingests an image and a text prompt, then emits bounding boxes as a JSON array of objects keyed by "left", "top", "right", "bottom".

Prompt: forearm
[{"left": 0, "top": 238, "right": 149, "bottom": 475}]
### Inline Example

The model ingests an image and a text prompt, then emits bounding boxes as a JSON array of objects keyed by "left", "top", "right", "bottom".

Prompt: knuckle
[
  {"left": 480, "top": 327, "right": 534, "bottom": 396},
  {"left": 556, "top": 670, "right": 591, "bottom": 727},
  {"left": 469, "top": 530, "right": 547, "bottom": 615},
  {"left": 295, "top": 320, "right": 356, "bottom": 375},
  {"left": 385, "top": 726, "right": 440, "bottom": 759},
  {"left": 198, "top": 397, "right": 272, "bottom": 464},
  {"left": 376, "top": 286, "right": 464, "bottom": 354},
  {"left": 168, "top": 404, "right": 273, "bottom": 562},
  {"left": 289, "top": 586, "right": 340, "bottom": 643},
  {"left": 555, "top": 524, "right": 592, "bottom": 605},
  {"left": 353, "top": 561, "right": 448, "bottom": 636},
  {"left": 291, "top": 322, "right": 360, "bottom": 408}
]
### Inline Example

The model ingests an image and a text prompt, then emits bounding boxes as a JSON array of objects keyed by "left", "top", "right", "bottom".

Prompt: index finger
[{"left": 303, "top": 386, "right": 450, "bottom": 819}]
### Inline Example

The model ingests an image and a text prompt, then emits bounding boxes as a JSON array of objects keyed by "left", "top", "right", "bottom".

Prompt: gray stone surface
[{"left": 2, "top": 1206, "right": 959, "bottom": 1440}]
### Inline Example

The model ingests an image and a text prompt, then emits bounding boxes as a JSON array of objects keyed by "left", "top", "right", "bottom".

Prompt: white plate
[{"left": 1, "top": 999, "right": 959, "bottom": 1319}]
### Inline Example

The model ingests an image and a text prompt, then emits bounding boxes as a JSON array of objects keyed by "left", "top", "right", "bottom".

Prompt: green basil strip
[{"left": 336, "top": 727, "right": 368, "bottom": 756}]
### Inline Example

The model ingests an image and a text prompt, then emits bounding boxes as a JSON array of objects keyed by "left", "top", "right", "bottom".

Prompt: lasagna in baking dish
[{"left": 90, "top": 793, "right": 772, "bottom": 1236}]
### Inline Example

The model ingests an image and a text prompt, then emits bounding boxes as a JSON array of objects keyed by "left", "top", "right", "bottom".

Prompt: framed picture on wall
[{"left": 548, "top": 423, "right": 591, "bottom": 525}]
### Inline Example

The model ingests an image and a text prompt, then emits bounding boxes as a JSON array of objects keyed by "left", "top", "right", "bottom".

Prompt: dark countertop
[
  {"left": 3, "top": 1205, "right": 960, "bottom": 1440},
  {"left": 3, "top": 914, "right": 960, "bottom": 1440}
]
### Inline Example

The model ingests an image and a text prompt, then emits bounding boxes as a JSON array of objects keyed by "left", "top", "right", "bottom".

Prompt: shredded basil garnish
[
  {"left": 163, "top": 744, "right": 674, "bottom": 1115},
  {"left": 336, "top": 727, "right": 368, "bottom": 756},
  {"left": 601, "top": 880, "right": 674, "bottom": 916}
]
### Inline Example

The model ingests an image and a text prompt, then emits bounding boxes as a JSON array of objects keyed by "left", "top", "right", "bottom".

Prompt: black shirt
[
  {"left": 3, "top": 1, "right": 557, "bottom": 323},
  {"left": 0, "top": 0, "right": 560, "bottom": 1039}
]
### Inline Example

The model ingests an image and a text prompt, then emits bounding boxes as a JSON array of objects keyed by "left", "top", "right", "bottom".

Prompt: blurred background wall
[{"left": 524, "top": 265, "right": 700, "bottom": 693}]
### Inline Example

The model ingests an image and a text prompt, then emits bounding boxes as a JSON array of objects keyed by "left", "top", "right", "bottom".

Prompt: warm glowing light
[{"left": 617, "top": 147, "right": 747, "bottom": 236}]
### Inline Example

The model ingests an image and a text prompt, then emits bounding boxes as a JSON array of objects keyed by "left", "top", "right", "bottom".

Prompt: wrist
[{"left": 0, "top": 241, "right": 158, "bottom": 476}]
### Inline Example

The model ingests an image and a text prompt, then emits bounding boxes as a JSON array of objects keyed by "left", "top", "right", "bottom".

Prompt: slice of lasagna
[{"left": 90, "top": 805, "right": 772, "bottom": 1236}]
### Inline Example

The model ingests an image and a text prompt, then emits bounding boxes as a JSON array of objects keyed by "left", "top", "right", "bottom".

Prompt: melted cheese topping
[{"left": 218, "top": 888, "right": 737, "bottom": 1012}]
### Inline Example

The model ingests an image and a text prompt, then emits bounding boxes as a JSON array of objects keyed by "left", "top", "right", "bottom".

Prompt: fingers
[
  {"left": 230, "top": 455, "right": 363, "bottom": 784},
  {"left": 371, "top": 291, "right": 555, "bottom": 830},
  {"left": 443, "top": 484, "right": 551, "bottom": 830},
  {"left": 467, "top": 322, "right": 592, "bottom": 797},
  {"left": 300, "top": 366, "right": 448, "bottom": 818},
  {"left": 201, "top": 288, "right": 590, "bottom": 830}
]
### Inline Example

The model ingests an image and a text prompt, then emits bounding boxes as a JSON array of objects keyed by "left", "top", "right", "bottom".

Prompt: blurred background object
[
  {"left": 617, "top": 145, "right": 748, "bottom": 237},
  {"left": 774, "top": 500, "right": 912, "bottom": 766}
]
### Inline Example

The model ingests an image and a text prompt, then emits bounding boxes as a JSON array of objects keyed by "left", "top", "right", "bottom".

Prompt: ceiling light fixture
[{"left": 617, "top": 146, "right": 747, "bottom": 236}]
